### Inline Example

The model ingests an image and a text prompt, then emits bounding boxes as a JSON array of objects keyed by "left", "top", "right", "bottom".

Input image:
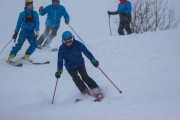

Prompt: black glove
[
  {"left": 65, "top": 20, "right": 69, "bottom": 25},
  {"left": 107, "top": 11, "right": 111, "bottom": 15},
  {"left": 91, "top": 58, "right": 99, "bottom": 68},
  {"left": 12, "top": 32, "right": 18, "bottom": 42},
  {"left": 39, "top": 6, "right": 43, "bottom": 12},
  {"left": 120, "top": 11, "right": 126, "bottom": 16},
  {"left": 55, "top": 70, "right": 62, "bottom": 79}
]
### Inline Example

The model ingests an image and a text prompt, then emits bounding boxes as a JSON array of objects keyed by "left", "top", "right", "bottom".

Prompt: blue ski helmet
[{"left": 62, "top": 31, "right": 73, "bottom": 41}]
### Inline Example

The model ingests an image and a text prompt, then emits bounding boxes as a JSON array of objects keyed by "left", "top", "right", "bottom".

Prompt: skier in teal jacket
[
  {"left": 37, "top": 0, "right": 70, "bottom": 48},
  {"left": 8, "top": 0, "right": 39, "bottom": 64},
  {"left": 108, "top": 0, "right": 132, "bottom": 35}
]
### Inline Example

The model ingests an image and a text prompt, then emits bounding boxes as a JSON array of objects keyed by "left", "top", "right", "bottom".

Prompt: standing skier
[
  {"left": 108, "top": 0, "right": 132, "bottom": 35},
  {"left": 55, "top": 31, "right": 103, "bottom": 100},
  {"left": 7, "top": 0, "right": 39, "bottom": 63},
  {"left": 37, "top": 0, "right": 70, "bottom": 48}
]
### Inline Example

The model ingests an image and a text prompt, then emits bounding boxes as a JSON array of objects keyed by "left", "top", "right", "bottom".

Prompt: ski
[
  {"left": 7, "top": 57, "right": 49, "bottom": 66},
  {"left": 30, "top": 60, "right": 50, "bottom": 65},
  {"left": 51, "top": 48, "right": 58, "bottom": 52},
  {"left": 37, "top": 46, "right": 58, "bottom": 52},
  {"left": 15, "top": 63, "right": 23, "bottom": 67},
  {"left": 12, "top": 63, "right": 23, "bottom": 67},
  {"left": 75, "top": 99, "right": 82, "bottom": 103},
  {"left": 24, "top": 59, "right": 50, "bottom": 65},
  {"left": 8, "top": 60, "right": 49, "bottom": 66},
  {"left": 7, "top": 61, "right": 23, "bottom": 67}
]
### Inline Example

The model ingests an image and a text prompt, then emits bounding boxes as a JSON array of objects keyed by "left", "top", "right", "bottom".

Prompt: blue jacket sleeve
[
  {"left": 39, "top": 5, "right": 49, "bottom": 16},
  {"left": 57, "top": 46, "right": 64, "bottom": 71},
  {"left": 15, "top": 12, "right": 24, "bottom": 33},
  {"left": 76, "top": 41, "right": 95, "bottom": 61},
  {"left": 62, "top": 6, "right": 70, "bottom": 21}
]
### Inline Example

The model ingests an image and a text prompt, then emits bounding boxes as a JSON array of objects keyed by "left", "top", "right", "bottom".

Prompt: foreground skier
[{"left": 55, "top": 31, "right": 103, "bottom": 101}]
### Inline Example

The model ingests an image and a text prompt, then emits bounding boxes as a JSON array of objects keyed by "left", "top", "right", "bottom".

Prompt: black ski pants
[
  {"left": 67, "top": 66, "right": 99, "bottom": 94},
  {"left": 118, "top": 14, "right": 132, "bottom": 35}
]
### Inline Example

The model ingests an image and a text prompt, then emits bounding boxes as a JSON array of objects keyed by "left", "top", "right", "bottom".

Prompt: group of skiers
[
  {"left": 8, "top": 0, "right": 70, "bottom": 63},
  {"left": 7, "top": 0, "right": 132, "bottom": 100}
]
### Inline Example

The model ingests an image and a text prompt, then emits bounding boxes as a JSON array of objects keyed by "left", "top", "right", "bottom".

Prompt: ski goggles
[{"left": 63, "top": 38, "right": 73, "bottom": 44}]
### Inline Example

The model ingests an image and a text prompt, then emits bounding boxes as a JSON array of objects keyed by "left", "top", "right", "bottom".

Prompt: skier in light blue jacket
[
  {"left": 37, "top": 0, "right": 70, "bottom": 48},
  {"left": 7, "top": 0, "right": 40, "bottom": 64}
]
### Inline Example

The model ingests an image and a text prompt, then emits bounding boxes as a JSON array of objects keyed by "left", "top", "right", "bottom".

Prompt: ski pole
[
  {"left": 108, "top": 15, "right": 112, "bottom": 36},
  {"left": 68, "top": 24, "right": 122, "bottom": 93},
  {"left": 123, "top": 16, "right": 142, "bottom": 33},
  {"left": 0, "top": 39, "right": 13, "bottom": 54},
  {"left": 98, "top": 66, "right": 122, "bottom": 93},
  {"left": 68, "top": 24, "right": 86, "bottom": 45},
  {"left": 52, "top": 78, "right": 59, "bottom": 104}
]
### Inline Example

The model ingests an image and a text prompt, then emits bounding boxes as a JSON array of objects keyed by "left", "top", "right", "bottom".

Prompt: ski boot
[
  {"left": 91, "top": 87, "right": 104, "bottom": 102},
  {"left": 7, "top": 54, "right": 15, "bottom": 64},
  {"left": 91, "top": 87, "right": 102, "bottom": 96},
  {"left": 22, "top": 54, "right": 30, "bottom": 60},
  {"left": 94, "top": 93, "right": 104, "bottom": 102}
]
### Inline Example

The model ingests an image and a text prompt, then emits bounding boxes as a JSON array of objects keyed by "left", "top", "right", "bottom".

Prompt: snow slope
[{"left": 1, "top": 0, "right": 180, "bottom": 120}]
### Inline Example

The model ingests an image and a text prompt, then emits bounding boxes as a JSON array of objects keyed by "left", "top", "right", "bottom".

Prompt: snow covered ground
[{"left": 0, "top": 0, "right": 180, "bottom": 120}]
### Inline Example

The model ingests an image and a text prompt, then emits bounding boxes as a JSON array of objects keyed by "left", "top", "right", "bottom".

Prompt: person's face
[
  {"left": 27, "top": 4, "right": 33, "bottom": 10},
  {"left": 63, "top": 38, "right": 73, "bottom": 46},
  {"left": 53, "top": 1, "right": 58, "bottom": 7}
]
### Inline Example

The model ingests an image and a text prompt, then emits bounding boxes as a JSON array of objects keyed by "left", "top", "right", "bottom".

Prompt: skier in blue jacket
[
  {"left": 37, "top": 0, "right": 70, "bottom": 48},
  {"left": 55, "top": 31, "right": 103, "bottom": 98},
  {"left": 108, "top": 0, "right": 132, "bottom": 35},
  {"left": 7, "top": 0, "right": 40, "bottom": 63}
]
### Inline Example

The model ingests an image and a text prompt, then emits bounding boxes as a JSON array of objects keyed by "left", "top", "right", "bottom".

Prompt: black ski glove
[
  {"left": 91, "top": 58, "right": 99, "bottom": 68},
  {"left": 55, "top": 70, "right": 62, "bottom": 79},
  {"left": 39, "top": 6, "right": 43, "bottom": 12},
  {"left": 107, "top": 11, "right": 112, "bottom": 15},
  {"left": 12, "top": 32, "right": 18, "bottom": 42}
]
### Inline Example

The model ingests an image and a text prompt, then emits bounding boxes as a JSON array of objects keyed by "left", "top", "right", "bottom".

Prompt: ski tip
[
  {"left": 17, "top": 63, "right": 23, "bottom": 67},
  {"left": 94, "top": 97, "right": 103, "bottom": 102},
  {"left": 51, "top": 48, "right": 58, "bottom": 52},
  {"left": 32, "top": 61, "right": 50, "bottom": 65},
  {"left": 75, "top": 99, "right": 82, "bottom": 103},
  {"left": 7, "top": 60, "right": 23, "bottom": 67}
]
